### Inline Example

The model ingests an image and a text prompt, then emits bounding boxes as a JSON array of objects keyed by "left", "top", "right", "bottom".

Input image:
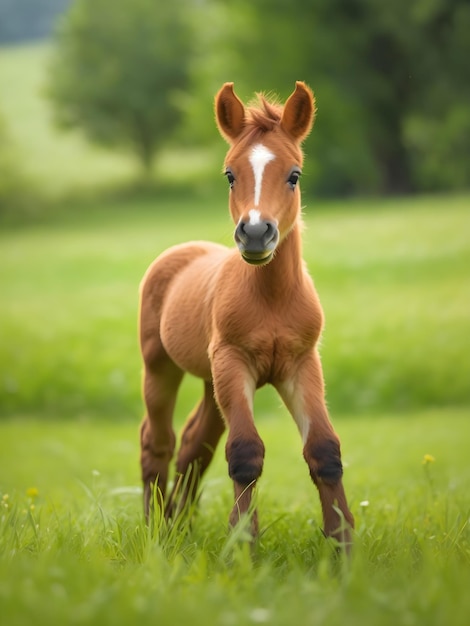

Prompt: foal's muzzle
[{"left": 234, "top": 219, "right": 279, "bottom": 265}]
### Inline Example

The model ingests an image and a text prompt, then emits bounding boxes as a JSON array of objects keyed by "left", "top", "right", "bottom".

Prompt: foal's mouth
[{"left": 241, "top": 250, "right": 274, "bottom": 266}]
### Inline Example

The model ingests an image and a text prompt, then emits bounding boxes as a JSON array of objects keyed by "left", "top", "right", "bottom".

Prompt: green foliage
[
  {"left": 405, "top": 104, "right": 470, "bottom": 191},
  {"left": 47, "top": 0, "right": 192, "bottom": 172},
  {"left": 0, "top": 410, "right": 469, "bottom": 625},
  {"left": 0, "top": 110, "right": 41, "bottom": 220},
  {"left": 0, "top": 44, "right": 149, "bottom": 200},
  {"left": 3, "top": 2, "right": 470, "bottom": 202},
  {"left": 197, "top": 0, "right": 470, "bottom": 196}
]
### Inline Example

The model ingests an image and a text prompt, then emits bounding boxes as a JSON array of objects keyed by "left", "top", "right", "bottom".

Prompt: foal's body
[{"left": 140, "top": 82, "right": 354, "bottom": 543}]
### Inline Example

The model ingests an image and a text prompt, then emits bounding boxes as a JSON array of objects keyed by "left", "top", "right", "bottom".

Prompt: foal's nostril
[
  {"left": 234, "top": 221, "right": 249, "bottom": 246},
  {"left": 263, "top": 221, "right": 277, "bottom": 246}
]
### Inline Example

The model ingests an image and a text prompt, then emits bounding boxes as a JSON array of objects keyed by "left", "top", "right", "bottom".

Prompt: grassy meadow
[
  {"left": 1, "top": 189, "right": 469, "bottom": 626},
  {"left": 1, "top": 193, "right": 469, "bottom": 419},
  {"left": 1, "top": 42, "right": 470, "bottom": 626}
]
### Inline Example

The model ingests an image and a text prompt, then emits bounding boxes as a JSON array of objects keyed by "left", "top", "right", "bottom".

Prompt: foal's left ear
[
  {"left": 215, "top": 83, "right": 246, "bottom": 144},
  {"left": 281, "top": 81, "right": 316, "bottom": 142}
]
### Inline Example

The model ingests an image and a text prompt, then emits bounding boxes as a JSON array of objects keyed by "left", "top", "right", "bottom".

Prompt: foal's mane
[{"left": 243, "top": 93, "right": 283, "bottom": 140}]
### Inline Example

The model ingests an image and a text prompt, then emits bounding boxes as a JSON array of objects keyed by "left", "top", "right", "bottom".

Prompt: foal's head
[{"left": 215, "top": 82, "right": 315, "bottom": 265}]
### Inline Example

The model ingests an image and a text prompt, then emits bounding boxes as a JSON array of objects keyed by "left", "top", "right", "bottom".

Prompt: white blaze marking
[
  {"left": 249, "top": 209, "right": 261, "bottom": 225},
  {"left": 249, "top": 144, "right": 275, "bottom": 207}
]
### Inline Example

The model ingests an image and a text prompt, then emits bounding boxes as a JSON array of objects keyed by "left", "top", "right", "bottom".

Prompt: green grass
[
  {"left": 1, "top": 193, "right": 469, "bottom": 417},
  {"left": 1, "top": 193, "right": 469, "bottom": 625},
  {"left": 1, "top": 409, "right": 469, "bottom": 626}
]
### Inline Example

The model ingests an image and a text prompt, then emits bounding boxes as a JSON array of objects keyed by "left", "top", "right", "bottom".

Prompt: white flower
[{"left": 249, "top": 608, "right": 271, "bottom": 623}]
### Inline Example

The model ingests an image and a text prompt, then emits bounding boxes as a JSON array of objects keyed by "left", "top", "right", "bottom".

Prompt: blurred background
[
  {"left": 0, "top": 0, "right": 469, "bottom": 421},
  {"left": 1, "top": 0, "right": 469, "bottom": 215}
]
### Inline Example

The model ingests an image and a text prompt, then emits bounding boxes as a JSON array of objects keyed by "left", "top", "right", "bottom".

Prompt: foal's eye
[
  {"left": 225, "top": 169, "right": 235, "bottom": 189},
  {"left": 287, "top": 169, "right": 301, "bottom": 190}
]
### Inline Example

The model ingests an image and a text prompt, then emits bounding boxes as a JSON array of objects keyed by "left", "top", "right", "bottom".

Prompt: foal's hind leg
[
  {"left": 167, "top": 380, "right": 225, "bottom": 518},
  {"left": 140, "top": 341, "right": 184, "bottom": 519}
]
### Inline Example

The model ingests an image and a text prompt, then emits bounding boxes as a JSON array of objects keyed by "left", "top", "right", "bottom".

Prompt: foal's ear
[
  {"left": 281, "top": 81, "right": 316, "bottom": 142},
  {"left": 215, "top": 83, "right": 245, "bottom": 144}
]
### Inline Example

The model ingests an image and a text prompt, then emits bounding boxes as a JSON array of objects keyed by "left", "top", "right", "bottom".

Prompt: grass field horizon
[{"left": 1, "top": 192, "right": 468, "bottom": 420}]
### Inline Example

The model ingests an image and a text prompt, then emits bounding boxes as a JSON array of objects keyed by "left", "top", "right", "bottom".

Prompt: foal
[{"left": 139, "top": 82, "right": 354, "bottom": 544}]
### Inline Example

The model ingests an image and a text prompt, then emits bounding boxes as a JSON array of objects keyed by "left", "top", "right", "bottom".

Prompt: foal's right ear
[
  {"left": 281, "top": 81, "right": 316, "bottom": 142},
  {"left": 215, "top": 83, "right": 245, "bottom": 144}
]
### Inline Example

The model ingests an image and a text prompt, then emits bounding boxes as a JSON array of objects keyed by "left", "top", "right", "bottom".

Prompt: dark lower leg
[
  {"left": 304, "top": 435, "right": 354, "bottom": 545},
  {"left": 226, "top": 434, "right": 265, "bottom": 536}
]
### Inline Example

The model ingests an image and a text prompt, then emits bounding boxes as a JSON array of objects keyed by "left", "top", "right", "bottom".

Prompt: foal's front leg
[
  {"left": 211, "top": 346, "right": 264, "bottom": 535},
  {"left": 277, "top": 352, "right": 354, "bottom": 547}
]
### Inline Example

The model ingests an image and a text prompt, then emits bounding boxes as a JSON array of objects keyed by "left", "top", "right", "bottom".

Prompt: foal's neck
[{"left": 248, "top": 221, "right": 304, "bottom": 299}]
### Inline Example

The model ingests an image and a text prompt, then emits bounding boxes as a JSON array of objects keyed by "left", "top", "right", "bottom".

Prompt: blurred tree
[
  {"left": 355, "top": 0, "right": 470, "bottom": 193},
  {"left": 402, "top": 0, "right": 470, "bottom": 191},
  {"left": 179, "top": 1, "right": 254, "bottom": 146},
  {"left": 0, "top": 111, "right": 38, "bottom": 220},
  {"left": 47, "top": 0, "right": 192, "bottom": 174},
  {"left": 202, "top": 0, "right": 470, "bottom": 195}
]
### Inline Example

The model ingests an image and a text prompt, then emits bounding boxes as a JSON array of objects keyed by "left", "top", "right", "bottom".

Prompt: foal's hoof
[
  {"left": 229, "top": 507, "right": 259, "bottom": 539},
  {"left": 323, "top": 526, "right": 353, "bottom": 556}
]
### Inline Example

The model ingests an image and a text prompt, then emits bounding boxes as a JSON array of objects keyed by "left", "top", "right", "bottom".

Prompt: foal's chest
[{"left": 220, "top": 293, "right": 323, "bottom": 385}]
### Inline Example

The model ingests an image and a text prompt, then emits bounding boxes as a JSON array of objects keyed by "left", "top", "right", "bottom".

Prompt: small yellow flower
[
  {"left": 2, "top": 494, "right": 9, "bottom": 501},
  {"left": 26, "top": 487, "right": 39, "bottom": 498},
  {"left": 422, "top": 454, "right": 435, "bottom": 465}
]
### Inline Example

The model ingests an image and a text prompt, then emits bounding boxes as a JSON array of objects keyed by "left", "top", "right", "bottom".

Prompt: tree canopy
[
  {"left": 203, "top": 0, "right": 470, "bottom": 195},
  {"left": 47, "top": 0, "right": 192, "bottom": 173},
  {"left": 45, "top": 0, "right": 470, "bottom": 194}
]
